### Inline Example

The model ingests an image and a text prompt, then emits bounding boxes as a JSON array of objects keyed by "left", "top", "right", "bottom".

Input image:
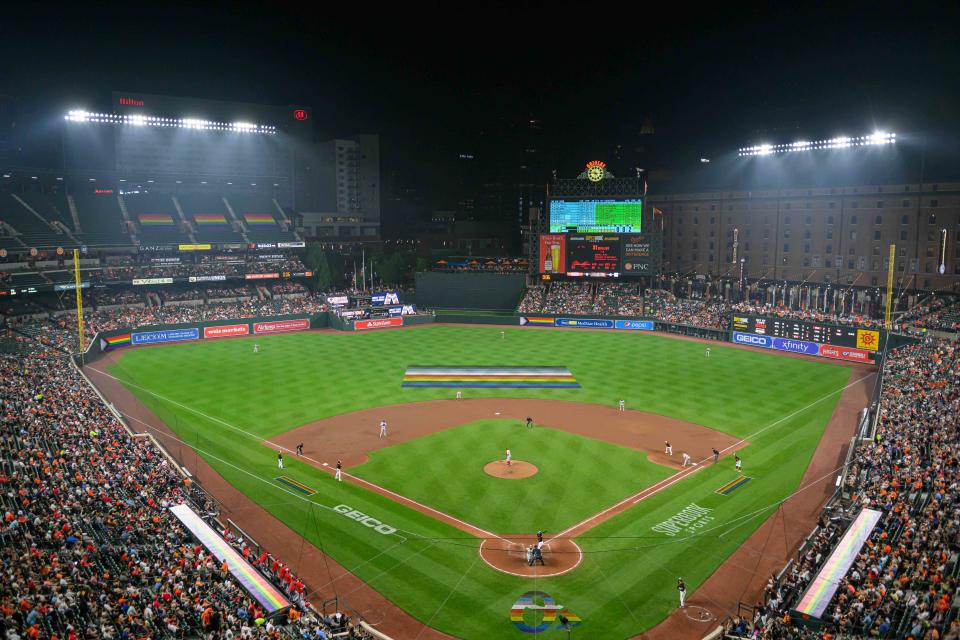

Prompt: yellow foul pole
[
  {"left": 73, "top": 249, "right": 85, "bottom": 358},
  {"left": 884, "top": 244, "right": 895, "bottom": 330}
]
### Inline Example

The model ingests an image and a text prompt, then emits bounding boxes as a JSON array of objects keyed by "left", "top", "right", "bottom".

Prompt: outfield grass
[
  {"left": 352, "top": 419, "right": 674, "bottom": 532},
  {"left": 106, "top": 324, "right": 854, "bottom": 639}
]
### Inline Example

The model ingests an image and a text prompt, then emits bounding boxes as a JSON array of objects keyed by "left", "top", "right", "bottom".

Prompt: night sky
[{"left": 3, "top": 3, "right": 959, "bottom": 188}]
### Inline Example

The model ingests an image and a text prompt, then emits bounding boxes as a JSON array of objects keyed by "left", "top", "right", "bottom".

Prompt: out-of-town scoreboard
[{"left": 730, "top": 314, "right": 885, "bottom": 363}]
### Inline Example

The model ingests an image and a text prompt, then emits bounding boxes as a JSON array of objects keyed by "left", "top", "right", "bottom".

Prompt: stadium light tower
[{"left": 738, "top": 130, "right": 895, "bottom": 156}]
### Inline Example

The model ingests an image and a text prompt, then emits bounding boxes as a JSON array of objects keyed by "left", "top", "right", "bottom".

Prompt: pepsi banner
[
  {"left": 556, "top": 318, "right": 615, "bottom": 329},
  {"left": 370, "top": 291, "right": 401, "bottom": 306},
  {"left": 132, "top": 327, "right": 200, "bottom": 345},
  {"left": 615, "top": 319, "right": 654, "bottom": 331}
]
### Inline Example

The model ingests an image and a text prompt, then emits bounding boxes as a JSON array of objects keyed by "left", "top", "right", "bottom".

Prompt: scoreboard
[
  {"left": 539, "top": 232, "right": 661, "bottom": 279},
  {"left": 549, "top": 198, "right": 642, "bottom": 233},
  {"left": 730, "top": 314, "right": 884, "bottom": 364}
]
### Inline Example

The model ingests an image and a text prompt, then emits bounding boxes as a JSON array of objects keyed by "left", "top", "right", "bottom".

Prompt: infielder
[
  {"left": 681, "top": 452, "right": 692, "bottom": 467},
  {"left": 296, "top": 442, "right": 304, "bottom": 456},
  {"left": 678, "top": 578, "right": 686, "bottom": 608},
  {"left": 665, "top": 441, "right": 673, "bottom": 456},
  {"left": 712, "top": 447, "right": 719, "bottom": 463},
  {"left": 735, "top": 454, "right": 742, "bottom": 471},
  {"left": 505, "top": 448, "right": 512, "bottom": 467},
  {"left": 277, "top": 452, "right": 283, "bottom": 469},
  {"left": 335, "top": 460, "right": 343, "bottom": 481},
  {"left": 525, "top": 416, "right": 534, "bottom": 429},
  {"left": 456, "top": 390, "right": 462, "bottom": 399},
  {"left": 618, "top": 399, "right": 625, "bottom": 412},
  {"left": 379, "top": 420, "right": 388, "bottom": 438}
]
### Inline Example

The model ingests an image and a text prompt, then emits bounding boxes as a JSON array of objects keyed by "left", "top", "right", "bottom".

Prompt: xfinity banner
[
  {"left": 132, "top": 327, "right": 200, "bottom": 345},
  {"left": 556, "top": 318, "right": 615, "bottom": 329},
  {"left": 772, "top": 337, "right": 819, "bottom": 355},
  {"left": 370, "top": 291, "right": 400, "bottom": 306}
]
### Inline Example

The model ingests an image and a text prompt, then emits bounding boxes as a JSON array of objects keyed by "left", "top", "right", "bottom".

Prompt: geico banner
[
  {"left": 370, "top": 291, "right": 400, "bottom": 306},
  {"left": 132, "top": 277, "right": 174, "bottom": 285},
  {"left": 132, "top": 327, "right": 200, "bottom": 345},
  {"left": 203, "top": 324, "right": 250, "bottom": 339},
  {"left": 326, "top": 295, "right": 349, "bottom": 306},
  {"left": 244, "top": 273, "right": 279, "bottom": 280},
  {"left": 355, "top": 317, "right": 403, "bottom": 330},
  {"left": 555, "top": 318, "right": 614, "bottom": 329},
  {"left": 189, "top": 275, "right": 227, "bottom": 282},
  {"left": 772, "top": 337, "right": 820, "bottom": 355},
  {"left": 819, "top": 345, "right": 873, "bottom": 363},
  {"left": 614, "top": 319, "right": 654, "bottom": 330},
  {"left": 732, "top": 331, "right": 773, "bottom": 348},
  {"left": 254, "top": 318, "right": 310, "bottom": 334}
]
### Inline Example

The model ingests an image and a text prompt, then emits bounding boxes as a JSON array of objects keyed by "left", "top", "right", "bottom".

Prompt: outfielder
[
  {"left": 505, "top": 448, "right": 512, "bottom": 467},
  {"left": 681, "top": 452, "right": 692, "bottom": 467},
  {"left": 379, "top": 420, "right": 388, "bottom": 438},
  {"left": 678, "top": 578, "right": 686, "bottom": 608},
  {"left": 705, "top": 347, "right": 711, "bottom": 358},
  {"left": 665, "top": 441, "right": 673, "bottom": 456},
  {"left": 456, "top": 390, "right": 462, "bottom": 399},
  {"left": 335, "top": 460, "right": 343, "bottom": 481},
  {"left": 253, "top": 343, "right": 260, "bottom": 354}
]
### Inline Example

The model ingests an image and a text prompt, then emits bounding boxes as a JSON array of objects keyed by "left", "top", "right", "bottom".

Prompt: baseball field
[{"left": 95, "top": 324, "right": 857, "bottom": 639}]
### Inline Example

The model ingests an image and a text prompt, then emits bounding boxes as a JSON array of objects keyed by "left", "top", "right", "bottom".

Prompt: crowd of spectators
[
  {"left": 724, "top": 339, "right": 960, "bottom": 639},
  {"left": 205, "top": 286, "right": 255, "bottom": 300},
  {"left": 896, "top": 297, "right": 960, "bottom": 333},
  {"left": 272, "top": 282, "right": 308, "bottom": 295},
  {"left": 0, "top": 323, "right": 372, "bottom": 640}
]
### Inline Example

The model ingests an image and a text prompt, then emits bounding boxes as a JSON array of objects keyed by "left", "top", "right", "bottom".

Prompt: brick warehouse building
[{"left": 650, "top": 181, "right": 959, "bottom": 292}]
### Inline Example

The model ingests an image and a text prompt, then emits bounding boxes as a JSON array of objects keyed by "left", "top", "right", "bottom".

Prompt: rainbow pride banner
[
  {"left": 275, "top": 476, "right": 315, "bottom": 496},
  {"left": 138, "top": 214, "right": 174, "bottom": 226},
  {"left": 793, "top": 508, "right": 882, "bottom": 620},
  {"left": 100, "top": 333, "right": 131, "bottom": 351},
  {"left": 402, "top": 366, "right": 580, "bottom": 389},
  {"left": 715, "top": 475, "right": 752, "bottom": 495},
  {"left": 194, "top": 213, "right": 228, "bottom": 226},
  {"left": 519, "top": 316, "right": 556, "bottom": 326},
  {"left": 169, "top": 504, "right": 291, "bottom": 615},
  {"left": 244, "top": 214, "right": 277, "bottom": 227}
]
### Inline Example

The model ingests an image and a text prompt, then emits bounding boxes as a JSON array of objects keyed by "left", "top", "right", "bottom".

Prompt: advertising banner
[
  {"left": 555, "top": 318, "right": 615, "bottom": 329},
  {"left": 178, "top": 244, "right": 212, "bottom": 251},
  {"left": 189, "top": 275, "right": 227, "bottom": 282},
  {"left": 326, "top": 295, "right": 349, "bottom": 306},
  {"left": 386, "top": 305, "right": 417, "bottom": 316},
  {"left": 204, "top": 324, "right": 250, "bottom": 339},
  {"left": 538, "top": 234, "right": 567, "bottom": 274},
  {"left": 132, "top": 327, "right": 200, "bottom": 345},
  {"left": 855, "top": 329, "right": 881, "bottom": 352},
  {"left": 339, "top": 309, "right": 366, "bottom": 319},
  {"left": 370, "top": 291, "right": 400, "bottom": 306},
  {"left": 132, "top": 277, "right": 174, "bottom": 285},
  {"left": 772, "top": 337, "right": 820, "bottom": 355},
  {"left": 244, "top": 273, "right": 280, "bottom": 280},
  {"left": 732, "top": 331, "right": 773, "bottom": 347},
  {"left": 54, "top": 282, "right": 89, "bottom": 291},
  {"left": 614, "top": 319, "right": 654, "bottom": 330},
  {"left": 253, "top": 318, "right": 310, "bottom": 334},
  {"left": 355, "top": 317, "right": 403, "bottom": 330},
  {"left": 277, "top": 241, "right": 306, "bottom": 248},
  {"left": 819, "top": 345, "right": 872, "bottom": 363}
]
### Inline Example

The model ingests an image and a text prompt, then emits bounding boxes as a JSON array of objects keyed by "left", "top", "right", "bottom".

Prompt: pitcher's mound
[{"left": 484, "top": 460, "right": 538, "bottom": 479}]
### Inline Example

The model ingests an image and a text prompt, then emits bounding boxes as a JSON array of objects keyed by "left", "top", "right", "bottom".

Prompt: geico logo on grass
[{"left": 333, "top": 504, "right": 397, "bottom": 535}]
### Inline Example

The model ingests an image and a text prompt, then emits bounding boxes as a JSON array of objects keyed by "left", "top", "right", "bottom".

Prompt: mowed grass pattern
[
  {"left": 107, "top": 324, "right": 855, "bottom": 639},
  {"left": 352, "top": 420, "right": 674, "bottom": 532}
]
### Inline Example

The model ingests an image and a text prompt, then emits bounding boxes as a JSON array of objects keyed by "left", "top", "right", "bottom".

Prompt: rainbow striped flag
[
  {"left": 520, "top": 317, "right": 556, "bottom": 326},
  {"left": 715, "top": 475, "right": 752, "bottom": 495},
  {"left": 244, "top": 214, "right": 277, "bottom": 227},
  {"left": 275, "top": 476, "right": 315, "bottom": 496},
  {"left": 138, "top": 214, "right": 174, "bottom": 226},
  {"left": 169, "top": 504, "right": 290, "bottom": 614},
  {"left": 194, "top": 214, "right": 228, "bottom": 226},
  {"left": 100, "top": 333, "right": 131, "bottom": 351},
  {"left": 402, "top": 366, "right": 580, "bottom": 389},
  {"left": 793, "top": 508, "right": 882, "bottom": 619}
]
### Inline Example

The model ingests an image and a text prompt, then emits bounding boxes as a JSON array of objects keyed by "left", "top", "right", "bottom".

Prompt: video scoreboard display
[
  {"left": 549, "top": 198, "right": 643, "bottom": 233},
  {"left": 539, "top": 232, "right": 661, "bottom": 279},
  {"left": 730, "top": 314, "right": 884, "bottom": 364}
]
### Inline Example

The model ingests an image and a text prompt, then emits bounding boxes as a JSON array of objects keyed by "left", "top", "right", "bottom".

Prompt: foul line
[
  {"left": 88, "top": 365, "right": 505, "bottom": 543},
  {"left": 548, "top": 371, "right": 874, "bottom": 543}
]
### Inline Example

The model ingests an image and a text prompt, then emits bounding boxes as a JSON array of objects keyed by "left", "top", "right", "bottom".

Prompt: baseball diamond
[{"left": 84, "top": 323, "right": 872, "bottom": 639}]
